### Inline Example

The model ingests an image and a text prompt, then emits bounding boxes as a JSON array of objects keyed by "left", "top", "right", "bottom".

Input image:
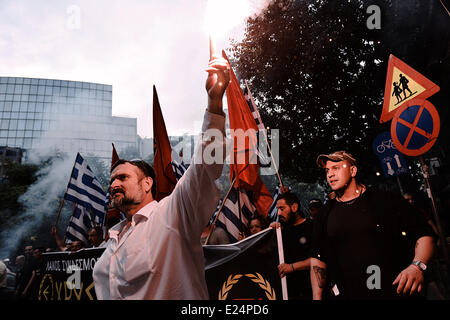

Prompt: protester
[
  {"left": 92, "top": 53, "right": 230, "bottom": 300},
  {"left": 50, "top": 227, "right": 70, "bottom": 251},
  {"left": 270, "top": 191, "right": 313, "bottom": 300},
  {"left": 248, "top": 215, "right": 268, "bottom": 236},
  {"left": 236, "top": 215, "right": 268, "bottom": 241},
  {"left": 311, "top": 151, "right": 436, "bottom": 300},
  {"left": 26, "top": 247, "right": 45, "bottom": 300},
  {"left": 88, "top": 226, "right": 105, "bottom": 248},
  {"left": 0, "top": 260, "right": 10, "bottom": 300},
  {"left": 308, "top": 199, "right": 322, "bottom": 220},
  {"left": 70, "top": 240, "right": 85, "bottom": 252},
  {"left": 14, "top": 246, "right": 35, "bottom": 300}
]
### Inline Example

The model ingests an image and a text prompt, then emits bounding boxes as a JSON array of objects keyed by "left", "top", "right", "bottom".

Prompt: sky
[{"left": 0, "top": 0, "right": 252, "bottom": 138}]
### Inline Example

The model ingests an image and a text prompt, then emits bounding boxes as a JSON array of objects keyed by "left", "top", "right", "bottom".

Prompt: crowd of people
[
  {"left": 0, "top": 224, "right": 106, "bottom": 301},
  {"left": 0, "top": 53, "right": 446, "bottom": 301}
]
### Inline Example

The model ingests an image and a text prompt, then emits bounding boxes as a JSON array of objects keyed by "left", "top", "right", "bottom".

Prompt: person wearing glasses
[{"left": 93, "top": 54, "right": 230, "bottom": 300}]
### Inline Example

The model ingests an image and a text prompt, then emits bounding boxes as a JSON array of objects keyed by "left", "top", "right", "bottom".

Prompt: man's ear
[
  {"left": 143, "top": 177, "right": 153, "bottom": 194},
  {"left": 291, "top": 203, "right": 298, "bottom": 213},
  {"left": 350, "top": 165, "right": 357, "bottom": 178}
]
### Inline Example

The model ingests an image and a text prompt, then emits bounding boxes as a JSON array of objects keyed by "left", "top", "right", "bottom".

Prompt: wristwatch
[{"left": 411, "top": 260, "right": 427, "bottom": 272}]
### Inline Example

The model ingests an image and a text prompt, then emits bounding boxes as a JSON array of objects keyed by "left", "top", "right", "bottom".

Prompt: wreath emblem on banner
[{"left": 218, "top": 272, "right": 276, "bottom": 300}]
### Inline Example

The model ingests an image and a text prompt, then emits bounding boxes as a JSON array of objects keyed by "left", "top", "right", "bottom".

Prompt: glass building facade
[{"left": 0, "top": 76, "right": 137, "bottom": 159}]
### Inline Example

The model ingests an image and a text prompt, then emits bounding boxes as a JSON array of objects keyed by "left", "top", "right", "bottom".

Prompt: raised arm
[
  {"left": 163, "top": 55, "right": 230, "bottom": 238},
  {"left": 205, "top": 54, "right": 230, "bottom": 115},
  {"left": 51, "top": 226, "right": 67, "bottom": 251}
]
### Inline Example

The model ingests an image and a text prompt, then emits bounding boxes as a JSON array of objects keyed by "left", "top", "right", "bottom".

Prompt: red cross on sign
[{"left": 390, "top": 99, "right": 440, "bottom": 157}]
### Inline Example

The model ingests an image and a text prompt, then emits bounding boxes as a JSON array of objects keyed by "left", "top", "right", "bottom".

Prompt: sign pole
[
  {"left": 396, "top": 175, "right": 404, "bottom": 196},
  {"left": 419, "top": 156, "right": 449, "bottom": 265}
]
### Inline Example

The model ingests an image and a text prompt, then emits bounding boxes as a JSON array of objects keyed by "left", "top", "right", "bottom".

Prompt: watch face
[{"left": 413, "top": 261, "right": 427, "bottom": 271}]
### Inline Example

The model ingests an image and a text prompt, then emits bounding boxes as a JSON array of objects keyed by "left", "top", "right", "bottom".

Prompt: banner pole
[
  {"left": 276, "top": 227, "right": 288, "bottom": 300},
  {"left": 54, "top": 198, "right": 65, "bottom": 228}
]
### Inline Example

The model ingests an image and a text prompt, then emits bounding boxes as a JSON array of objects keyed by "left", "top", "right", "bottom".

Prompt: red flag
[
  {"left": 107, "top": 143, "right": 121, "bottom": 234},
  {"left": 152, "top": 85, "right": 177, "bottom": 201},
  {"left": 222, "top": 51, "right": 273, "bottom": 217},
  {"left": 111, "top": 143, "right": 119, "bottom": 168}
]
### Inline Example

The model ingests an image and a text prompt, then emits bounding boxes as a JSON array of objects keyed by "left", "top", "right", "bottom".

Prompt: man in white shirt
[{"left": 93, "top": 54, "right": 230, "bottom": 300}]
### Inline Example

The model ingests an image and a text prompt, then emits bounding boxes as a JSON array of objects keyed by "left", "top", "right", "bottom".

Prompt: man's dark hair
[
  {"left": 277, "top": 192, "right": 300, "bottom": 206},
  {"left": 34, "top": 246, "right": 45, "bottom": 253},
  {"left": 111, "top": 159, "right": 156, "bottom": 198}
]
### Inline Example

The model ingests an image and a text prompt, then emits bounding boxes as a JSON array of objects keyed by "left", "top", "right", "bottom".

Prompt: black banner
[
  {"left": 204, "top": 228, "right": 283, "bottom": 300},
  {"left": 35, "top": 229, "right": 282, "bottom": 301},
  {"left": 37, "top": 248, "right": 105, "bottom": 301}
]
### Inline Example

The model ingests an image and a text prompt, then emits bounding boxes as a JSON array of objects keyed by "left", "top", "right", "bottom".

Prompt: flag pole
[
  {"left": 205, "top": 176, "right": 237, "bottom": 245},
  {"left": 244, "top": 80, "right": 283, "bottom": 187},
  {"left": 54, "top": 198, "right": 65, "bottom": 228},
  {"left": 234, "top": 151, "right": 243, "bottom": 238},
  {"left": 55, "top": 152, "right": 79, "bottom": 227}
]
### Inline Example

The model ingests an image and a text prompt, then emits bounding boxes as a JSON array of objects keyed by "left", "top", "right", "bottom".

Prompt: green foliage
[
  {"left": 229, "top": 0, "right": 450, "bottom": 188},
  {"left": 229, "top": 0, "right": 385, "bottom": 184}
]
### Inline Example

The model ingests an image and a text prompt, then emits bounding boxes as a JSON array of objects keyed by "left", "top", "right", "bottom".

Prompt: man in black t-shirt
[
  {"left": 270, "top": 191, "right": 313, "bottom": 300},
  {"left": 310, "top": 151, "right": 436, "bottom": 300}
]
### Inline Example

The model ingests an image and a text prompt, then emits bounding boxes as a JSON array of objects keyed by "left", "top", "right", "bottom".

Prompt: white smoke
[
  {"left": 0, "top": 150, "right": 76, "bottom": 259},
  {"left": 0, "top": 109, "right": 111, "bottom": 259}
]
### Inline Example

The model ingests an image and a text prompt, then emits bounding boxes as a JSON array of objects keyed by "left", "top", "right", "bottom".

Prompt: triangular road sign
[{"left": 379, "top": 54, "right": 440, "bottom": 123}]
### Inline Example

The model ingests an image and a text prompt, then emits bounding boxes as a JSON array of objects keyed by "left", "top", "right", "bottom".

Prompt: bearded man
[{"left": 93, "top": 54, "right": 230, "bottom": 300}]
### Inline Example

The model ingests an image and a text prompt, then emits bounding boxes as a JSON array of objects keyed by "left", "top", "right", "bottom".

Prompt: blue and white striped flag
[
  {"left": 65, "top": 204, "right": 92, "bottom": 246},
  {"left": 268, "top": 186, "right": 281, "bottom": 222},
  {"left": 244, "top": 81, "right": 265, "bottom": 131},
  {"left": 171, "top": 160, "right": 188, "bottom": 181},
  {"left": 215, "top": 187, "right": 258, "bottom": 243},
  {"left": 64, "top": 153, "right": 107, "bottom": 226}
]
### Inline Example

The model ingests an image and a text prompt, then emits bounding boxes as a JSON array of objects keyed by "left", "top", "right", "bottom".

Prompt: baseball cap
[{"left": 316, "top": 150, "right": 357, "bottom": 168}]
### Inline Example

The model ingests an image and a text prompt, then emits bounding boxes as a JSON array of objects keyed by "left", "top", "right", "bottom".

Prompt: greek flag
[
  {"left": 65, "top": 204, "right": 92, "bottom": 246},
  {"left": 244, "top": 81, "right": 265, "bottom": 131},
  {"left": 268, "top": 186, "right": 281, "bottom": 221},
  {"left": 171, "top": 160, "right": 188, "bottom": 181},
  {"left": 243, "top": 82, "right": 272, "bottom": 166},
  {"left": 64, "top": 153, "right": 107, "bottom": 226},
  {"left": 215, "top": 187, "right": 257, "bottom": 243}
]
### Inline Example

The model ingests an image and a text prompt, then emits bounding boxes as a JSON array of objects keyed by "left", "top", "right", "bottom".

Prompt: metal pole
[
  {"left": 419, "top": 156, "right": 448, "bottom": 264},
  {"left": 396, "top": 175, "right": 404, "bottom": 196}
]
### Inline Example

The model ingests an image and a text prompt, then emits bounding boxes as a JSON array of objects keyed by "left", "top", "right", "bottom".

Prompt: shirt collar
[{"left": 108, "top": 200, "right": 159, "bottom": 241}]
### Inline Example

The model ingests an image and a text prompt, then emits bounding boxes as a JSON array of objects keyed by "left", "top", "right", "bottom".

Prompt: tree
[{"left": 229, "top": 0, "right": 450, "bottom": 187}]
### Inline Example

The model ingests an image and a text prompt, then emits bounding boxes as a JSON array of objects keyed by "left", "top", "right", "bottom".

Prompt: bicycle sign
[
  {"left": 372, "top": 132, "right": 408, "bottom": 177},
  {"left": 376, "top": 139, "right": 397, "bottom": 154},
  {"left": 373, "top": 132, "right": 398, "bottom": 157}
]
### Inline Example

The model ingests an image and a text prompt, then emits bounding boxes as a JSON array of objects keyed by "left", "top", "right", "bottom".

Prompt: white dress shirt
[{"left": 93, "top": 111, "right": 225, "bottom": 300}]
